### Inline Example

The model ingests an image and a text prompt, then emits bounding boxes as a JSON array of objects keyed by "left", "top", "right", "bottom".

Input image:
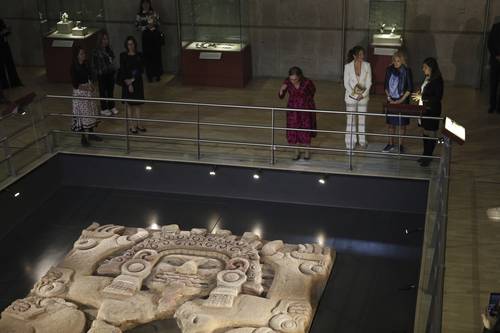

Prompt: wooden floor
[{"left": 2, "top": 67, "right": 500, "bottom": 332}]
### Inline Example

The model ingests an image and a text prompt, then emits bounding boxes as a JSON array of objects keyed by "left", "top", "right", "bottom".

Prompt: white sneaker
[
  {"left": 110, "top": 107, "right": 119, "bottom": 115},
  {"left": 100, "top": 109, "right": 112, "bottom": 116},
  {"left": 487, "top": 207, "right": 500, "bottom": 221}
]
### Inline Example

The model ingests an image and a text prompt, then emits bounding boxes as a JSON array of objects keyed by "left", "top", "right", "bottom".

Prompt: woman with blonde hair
[
  {"left": 382, "top": 50, "right": 413, "bottom": 153},
  {"left": 344, "top": 46, "right": 372, "bottom": 151}
]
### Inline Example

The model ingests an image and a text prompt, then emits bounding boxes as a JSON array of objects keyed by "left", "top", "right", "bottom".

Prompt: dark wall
[
  {"left": 58, "top": 154, "right": 429, "bottom": 214},
  {"left": 0, "top": 156, "right": 62, "bottom": 240}
]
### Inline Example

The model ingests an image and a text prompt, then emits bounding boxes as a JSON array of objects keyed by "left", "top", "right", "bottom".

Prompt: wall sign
[{"left": 199, "top": 52, "right": 222, "bottom": 60}]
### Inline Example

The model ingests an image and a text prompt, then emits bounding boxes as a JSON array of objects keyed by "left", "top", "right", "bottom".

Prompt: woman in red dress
[{"left": 278, "top": 67, "right": 317, "bottom": 160}]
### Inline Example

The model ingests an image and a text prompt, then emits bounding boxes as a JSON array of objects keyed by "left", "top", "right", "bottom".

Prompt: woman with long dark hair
[
  {"left": 343, "top": 46, "right": 372, "bottom": 151},
  {"left": 70, "top": 45, "right": 101, "bottom": 146},
  {"left": 136, "top": 0, "right": 163, "bottom": 82},
  {"left": 412, "top": 57, "right": 444, "bottom": 167},
  {"left": 91, "top": 30, "right": 118, "bottom": 117},
  {"left": 119, "top": 36, "right": 146, "bottom": 133},
  {"left": 278, "top": 66, "right": 317, "bottom": 160}
]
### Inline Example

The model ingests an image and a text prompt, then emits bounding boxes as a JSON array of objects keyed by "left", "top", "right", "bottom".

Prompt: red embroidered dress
[{"left": 279, "top": 78, "right": 317, "bottom": 145}]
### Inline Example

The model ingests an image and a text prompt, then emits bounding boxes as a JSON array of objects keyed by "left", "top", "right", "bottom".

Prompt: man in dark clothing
[
  {"left": 488, "top": 20, "right": 500, "bottom": 113},
  {"left": 0, "top": 18, "right": 22, "bottom": 89}
]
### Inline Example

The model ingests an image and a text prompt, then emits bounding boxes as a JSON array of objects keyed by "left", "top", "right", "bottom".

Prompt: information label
[
  {"left": 199, "top": 52, "right": 222, "bottom": 60},
  {"left": 52, "top": 40, "right": 74, "bottom": 48},
  {"left": 374, "top": 47, "right": 397, "bottom": 56}
]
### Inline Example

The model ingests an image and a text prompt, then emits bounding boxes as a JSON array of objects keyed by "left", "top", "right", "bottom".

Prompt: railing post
[
  {"left": 271, "top": 108, "right": 275, "bottom": 165},
  {"left": 398, "top": 112, "right": 402, "bottom": 156},
  {"left": 125, "top": 103, "right": 130, "bottom": 154},
  {"left": 3, "top": 138, "right": 16, "bottom": 177},
  {"left": 197, "top": 105, "right": 201, "bottom": 160},
  {"left": 348, "top": 104, "right": 355, "bottom": 171}
]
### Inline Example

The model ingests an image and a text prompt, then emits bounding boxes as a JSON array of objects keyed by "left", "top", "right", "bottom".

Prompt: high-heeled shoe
[
  {"left": 136, "top": 126, "right": 147, "bottom": 132},
  {"left": 292, "top": 150, "right": 301, "bottom": 161}
]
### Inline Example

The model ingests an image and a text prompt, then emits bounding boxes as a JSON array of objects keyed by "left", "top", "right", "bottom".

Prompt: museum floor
[{"left": 2, "top": 66, "right": 500, "bottom": 332}]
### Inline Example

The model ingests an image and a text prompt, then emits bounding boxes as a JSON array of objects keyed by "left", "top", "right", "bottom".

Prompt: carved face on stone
[{"left": 146, "top": 254, "right": 225, "bottom": 292}]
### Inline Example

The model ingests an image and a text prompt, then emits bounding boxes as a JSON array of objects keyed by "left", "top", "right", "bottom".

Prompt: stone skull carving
[{"left": 0, "top": 223, "right": 335, "bottom": 333}]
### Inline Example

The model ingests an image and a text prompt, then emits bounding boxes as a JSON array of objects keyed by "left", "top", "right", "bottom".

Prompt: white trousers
[{"left": 345, "top": 102, "right": 367, "bottom": 149}]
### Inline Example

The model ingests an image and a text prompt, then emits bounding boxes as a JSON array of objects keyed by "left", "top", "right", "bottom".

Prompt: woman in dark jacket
[
  {"left": 412, "top": 57, "right": 444, "bottom": 167},
  {"left": 383, "top": 50, "right": 413, "bottom": 153},
  {"left": 119, "top": 36, "right": 146, "bottom": 134},
  {"left": 136, "top": 0, "right": 163, "bottom": 82}
]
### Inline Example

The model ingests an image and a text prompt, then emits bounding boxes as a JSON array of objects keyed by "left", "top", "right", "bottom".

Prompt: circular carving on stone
[
  {"left": 127, "top": 262, "right": 146, "bottom": 272},
  {"left": 12, "top": 300, "right": 31, "bottom": 312},
  {"left": 223, "top": 272, "right": 241, "bottom": 282},
  {"left": 74, "top": 238, "right": 97, "bottom": 250}
]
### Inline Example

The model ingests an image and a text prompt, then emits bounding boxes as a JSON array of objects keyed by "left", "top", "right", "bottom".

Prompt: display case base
[
  {"left": 368, "top": 44, "right": 401, "bottom": 95},
  {"left": 181, "top": 44, "right": 252, "bottom": 88},
  {"left": 43, "top": 29, "right": 100, "bottom": 83}
]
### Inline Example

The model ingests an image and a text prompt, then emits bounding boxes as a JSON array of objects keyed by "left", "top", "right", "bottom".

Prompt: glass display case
[
  {"left": 37, "top": 0, "right": 105, "bottom": 37},
  {"left": 180, "top": 0, "right": 249, "bottom": 52},
  {"left": 368, "top": 0, "right": 406, "bottom": 47}
]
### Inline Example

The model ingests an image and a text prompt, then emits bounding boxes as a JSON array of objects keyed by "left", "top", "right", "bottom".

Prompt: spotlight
[
  {"left": 318, "top": 175, "right": 327, "bottom": 185},
  {"left": 209, "top": 166, "right": 217, "bottom": 176},
  {"left": 404, "top": 227, "right": 423, "bottom": 235},
  {"left": 145, "top": 165, "right": 153, "bottom": 172},
  {"left": 252, "top": 170, "right": 261, "bottom": 180},
  {"left": 14, "top": 192, "right": 21, "bottom": 198},
  {"left": 317, "top": 233, "right": 325, "bottom": 246},
  {"left": 149, "top": 222, "right": 160, "bottom": 230}
]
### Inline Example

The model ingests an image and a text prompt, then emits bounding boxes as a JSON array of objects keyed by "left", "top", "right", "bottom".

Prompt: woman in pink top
[{"left": 278, "top": 66, "right": 317, "bottom": 160}]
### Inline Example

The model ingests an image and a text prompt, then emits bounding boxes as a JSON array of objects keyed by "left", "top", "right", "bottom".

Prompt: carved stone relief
[{"left": 0, "top": 223, "right": 335, "bottom": 333}]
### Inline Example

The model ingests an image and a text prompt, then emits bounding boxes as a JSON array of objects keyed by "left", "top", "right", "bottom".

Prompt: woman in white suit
[{"left": 344, "top": 46, "right": 372, "bottom": 151}]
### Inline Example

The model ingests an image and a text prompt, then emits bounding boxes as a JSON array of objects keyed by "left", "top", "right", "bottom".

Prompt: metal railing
[
  {"left": 45, "top": 94, "right": 443, "bottom": 173},
  {"left": 0, "top": 94, "right": 452, "bottom": 332}
]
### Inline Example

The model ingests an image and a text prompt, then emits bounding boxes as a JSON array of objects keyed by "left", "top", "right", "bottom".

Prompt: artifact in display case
[
  {"left": 71, "top": 21, "right": 88, "bottom": 36},
  {"left": 368, "top": 0, "right": 406, "bottom": 94},
  {"left": 180, "top": 0, "right": 252, "bottom": 87},
  {"left": 56, "top": 12, "right": 74, "bottom": 34},
  {"left": 0, "top": 223, "right": 335, "bottom": 333},
  {"left": 186, "top": 41, "right": 245, "bottom": 52}
]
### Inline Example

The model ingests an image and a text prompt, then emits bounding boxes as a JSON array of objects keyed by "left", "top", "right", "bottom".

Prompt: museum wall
[{"left": 0, "top": 0, "right": 494, "bottom": 86}]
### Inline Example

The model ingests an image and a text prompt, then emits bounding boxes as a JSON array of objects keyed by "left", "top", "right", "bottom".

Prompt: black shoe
[
  {"left": 399, "top": 145, "right": 405, "bottom": 154},
  {"left": 136, "top": 126, "right": 147, "bottom": 132},
  {"left": 89, "top": 134, "right": 103, "bottom": 142},
  {"left": 419, "top": 158, "right": 432, "bottom": 167},
  {"left": 130, "top": 127, "right": 138, "bottom": 134},
  {"left": 81, "top": 136, "right": 90, "bottom": 147}
]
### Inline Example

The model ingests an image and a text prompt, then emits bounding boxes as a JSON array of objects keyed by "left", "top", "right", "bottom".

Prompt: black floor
[{"left": 0, "top": 186, "right": 425, "bottom": 333}]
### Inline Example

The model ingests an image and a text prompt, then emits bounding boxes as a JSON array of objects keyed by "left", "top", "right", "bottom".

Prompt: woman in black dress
[
  {"left": 0, "top": 18, "right": 22, "bottom": 89},
  {"left": 136, "top": 0, "right": 163, "bottom": 82},
  {"left": 412, "top": 57, "right": 444, "bottom": 167},
  {"left": 119, "top": 36, "right": 146, "bottom": 134}
]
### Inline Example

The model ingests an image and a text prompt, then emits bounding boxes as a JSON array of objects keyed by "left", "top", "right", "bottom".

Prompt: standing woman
[
  {"left": 119, "top": 36, "right": 146, "bottom": 134},
  {"left": 412, "top": 57, "right": 444, "bottom": 167},
  {"left": 136, "top": 0, "right": 163, "bottom": 82},
  {"left": 70, "top": 45, "right": 101, "bottom": 147},
  {"left": 383, "top": 50, "right": 413, "bottom": 153},
  {"left": 91, "top": 31, "right": 118, "bottom": 117},
  {"left": 278, "top": 66, "right": 317, "bottom": 160},
  {"left": 344, "top": 46, "right": 372, "bottom": 151}
]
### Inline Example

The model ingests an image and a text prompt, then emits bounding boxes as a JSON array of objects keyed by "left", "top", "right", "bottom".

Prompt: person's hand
[
  {"left": 411, "top": 92, "right": 422, "bottom": 103},
  {"left": 124, "top": 79, "right": 134, "bottom": 86},
  {"left": 356, "top": 95, "right": 364, "bottom": 101},
  {"left": 482, "top": 307, "right": 494, "bottom": 329},
  {"left": 280, "top": 84, "right": 287, "bottom": 95},
  {"left": 390, "top": 99, "right": 401, "bottom": 104},
  {"left": 128, "top": 85, "right": 134, "bottom": 94}
]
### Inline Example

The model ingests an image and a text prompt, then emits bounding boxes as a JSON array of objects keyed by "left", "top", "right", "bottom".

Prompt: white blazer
[{"left": 344, "top": 60, "right": 372, "bottom": 104}]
